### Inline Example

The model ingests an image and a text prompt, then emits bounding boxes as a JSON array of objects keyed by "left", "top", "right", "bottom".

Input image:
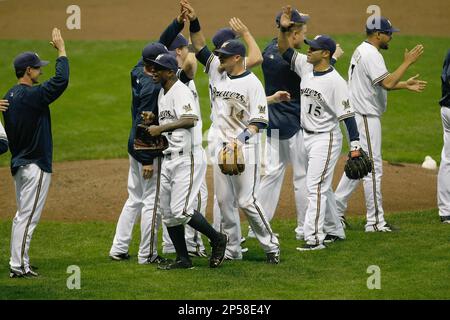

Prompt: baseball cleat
[
  {"left": 240, "top": 237, "right": 246, "bottom": 244},
  {"left": 365, "top": 223, "right": 398, "bottom": 232},
  {"left": 296, "top": 243, "right": 326, "bottom": 251},
  {"left": 9, "top": 270, "right": 24, "bottom": 279},
  {"left": 324, "top": 234, "right": 344, "bottom": 243},
  {"left": 109, "top": 252, "right": 131, "bottom": 261},
  {"left": 266, "top": 251, "right": 280, "bottom": 264},
  {"left": 241, "top": 247, "right": 249, "bottom": 253},
  {"left": 440, "top": 216, "right": 450, "bottom": 224},
  {"left": 339, "top": 216, "right": 349, "bottom": 229},
  {"left": 144, "top": 255, "right": 168, "bottom": 264},
  {"left": 209, "top": 233, "right": 228, "bottom": 268},
  {"left": 9, "top": 268, "right": 39, "bottom": 278},
  {"left": 188, "top": 249, "right": 208, "bottom": 258},
  {"left": 157, "top": 259, "right": 194, "bottom": 270}
]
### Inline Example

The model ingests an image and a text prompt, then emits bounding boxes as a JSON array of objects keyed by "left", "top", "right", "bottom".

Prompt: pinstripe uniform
[
  {"left": 285, "top": 50, "right": 349, "bottom": 246},
  {"left": 199, "top": 48, "right": 280, "bottom": 259},
  {"left": 334, "top": 41, "right": 391, "bottom": 231},
  {"left": 157, "top": 80, "right": 206, "bottom": 228}
]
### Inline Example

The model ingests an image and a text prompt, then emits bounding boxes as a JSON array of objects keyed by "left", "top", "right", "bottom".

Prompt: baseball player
[
  {"left": 278, "top": 7, "right": 363, "bottom": 249},
  {"left": 109, "top": 14, "right": 192, "bottom": 264},
  {"left": 3, "top": 28, "right": 69, "bottom": 278},
  {"left": 161, "top": 33, "right": 209, "bottom": 257},
  {"left": 333, "top": 17, "right": 426, "bottom": 232},
  {"left": 182, "top": 0, "right": 281, "bottom": 263},
  {"left": 145, "top": 53, "right": 228, "bottom": 270},
  {"left": 438, "top": 49, "right": 450, "bottom": 224}
]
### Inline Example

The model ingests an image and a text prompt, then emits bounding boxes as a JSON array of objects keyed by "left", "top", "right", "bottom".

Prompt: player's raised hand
[
  {"left": 180, "top": 0, "right": 197, "bottom": 21},
  {"left": 0, "top": 100, "right": 9, "bottom": 112},
  {"left": 229, "top": 17, "right": 249, "bottom": 37},
  {"left": 280, "top": 5, "right": 294, "bottom": 29},
  {"left": 269, "top": 91, "right": 291, "bottom": 103},
  {"left": 333, "top": 44, "right": 344, "bottom": 60},
  {"left": 404, "top": 44, "right": 424, "bottom": 65},
  {"left": 405, "top": 74, "right": 427, "bottom": 92},
  {"left": 177, "top": 6, "right": 188, "bottom": 23},
  {"left": 50, "top": 28, "right": 66, "bottom": 57}
]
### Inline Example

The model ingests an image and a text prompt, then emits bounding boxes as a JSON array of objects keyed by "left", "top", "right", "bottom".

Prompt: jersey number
[{"left": 307, "top": 104, "right": 322, "bottom": 117}]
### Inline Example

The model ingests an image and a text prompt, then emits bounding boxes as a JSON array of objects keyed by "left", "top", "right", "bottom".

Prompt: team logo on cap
[
  {"left": 155, "top": 54, "right": 164, "bottom": 61},
  {"left": 221, "top": 41, "right": 230, "bottom": 48}
]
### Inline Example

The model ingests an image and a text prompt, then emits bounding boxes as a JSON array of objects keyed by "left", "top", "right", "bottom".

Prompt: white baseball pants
[
  {"left": 10, "top": 164, "right": 51, "bottom": 274},
  {"left": 110, "top": 155, "right": 162, "bottom": 264},
  {"left": 334, "top": 114, "right": 387, "bottom": 231},
  {"left": 438, "top": 107, "right": 450, "bottom": 217}
]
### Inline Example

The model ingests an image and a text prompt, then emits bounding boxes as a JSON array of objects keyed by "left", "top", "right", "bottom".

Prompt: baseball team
[{"left": 1, "top": 1, "right": 449, "bottom": 277}]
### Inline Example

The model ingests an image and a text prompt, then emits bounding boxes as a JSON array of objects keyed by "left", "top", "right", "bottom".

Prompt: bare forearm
[
  {"left": 182, "top": 53, "right": 197, "bottom": 79},
  {"left": 241, "top": 32, "right": 263, "bottom": 68},
  {"left": 160, "top": 118, "right": 196, "bottom": 133},
  {"left": 382, "top": 62, "right": 410, "bottom": 90},
  {"left": 391, "top": 81, "right": 408, "bottom": 90}
]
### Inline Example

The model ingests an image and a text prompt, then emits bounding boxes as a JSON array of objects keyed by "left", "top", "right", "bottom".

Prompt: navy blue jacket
[
  {"left": 0, "top": 139, "right": 7, "bottom": 154},
  {"left": 262, "top": 38, "right": 302, "bottom": 140},
  {"left": 2, "top": 56, "right": 69, "bottom": 175},
  {"left": 127, "top": 18, "right": 186, "bottom": 165},
  {"left": 440, "top": 49, "right": 450, "bottom": 107}
]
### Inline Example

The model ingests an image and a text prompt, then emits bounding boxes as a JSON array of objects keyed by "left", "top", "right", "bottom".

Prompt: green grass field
[
  {"left": 0, "top": 35, "right": 448, "bottom": 166},
  {"left": 0, "top": 210, "right": 448, "bottom": 300},
  {"left": 0, "top": 36, "right": 449, "bottom": 300}
]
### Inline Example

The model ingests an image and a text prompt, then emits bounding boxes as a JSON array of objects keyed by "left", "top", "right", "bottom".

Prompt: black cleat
[
  {"left": 266, "top": 251, "right": 280, "bottom": 264},
  {"left": 296, "top": 243, "right": 326, "bottom": 251},
  {"left": 210, "top": 233, "right": 228, "bottom": 268},
  {"left": 9, "top": 268, "right": 39, "bottom": 278},
  {"left": 324, "top": 234, "right": 344, "bottom": 243},
  {"left": 440, "top": 216, "right": 450, "bottom": 224},
  {"left": 109, "top": 252, "right": 131, "bottom": 261},
  {"left": 145, "top": 255, "right": 168, "bottom": 264},
  {"left": 157, "top": 259, "right": 194, "bottom": 270}
]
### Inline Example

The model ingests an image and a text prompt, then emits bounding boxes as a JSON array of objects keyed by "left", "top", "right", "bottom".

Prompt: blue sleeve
[
  {"left": 39, "top": 56, "right": 69, "bottom": 105},
  {"left": 177, "top": 69, "right": 192, "bottom": 83},
  {"left": 343, "top": 116, "right": 360, "bottom": 142},
  {"left": 0, "top": 139, "right": 8, "bottom": 155},
  {"left": 159, "top": 18, "right": 184, "bottom": 47},
  {"left": 331, "top": 57, "right": 337, "bottom": 66},
  {"left": 445, "top": 51, "right": 450, "bottom": 83},
  {"left": 281, "top": 48, "right": 295, "bottom": 66},
  {"left": 196, "top": 46, "right": 213, "bottom": 66}
]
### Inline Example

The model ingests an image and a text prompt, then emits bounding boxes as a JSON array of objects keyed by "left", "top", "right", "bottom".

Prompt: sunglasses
[{"left": 379, "top": 31, "right": 393, "bottom": 36}]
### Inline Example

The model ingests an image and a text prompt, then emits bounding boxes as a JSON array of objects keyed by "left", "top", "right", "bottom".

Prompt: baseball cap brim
[
  {"left": 33, "top": 60, "right": 50, "bottom": 67},
  {"left": 304, "top": 39, "right": 322, "bottom": 49},
  {"left": 214, "top": 48, "right": 239, "bottom": 57},
  {"left": 148, "top": 59, "right": 177, "bottom": 71},
  {"left": 390, "top": 27, "right": 400, "bottom": 33}
]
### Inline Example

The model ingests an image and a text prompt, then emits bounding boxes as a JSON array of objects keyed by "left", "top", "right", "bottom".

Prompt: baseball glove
[
  {"left": 133, "top": 112, "right": 169, "bottom": 151},
  {"left": 218, "top": 142, "right": 245, "bottom": 175},
  {"left": 344, "top": 149, "right": 372, "bottom": 180}
]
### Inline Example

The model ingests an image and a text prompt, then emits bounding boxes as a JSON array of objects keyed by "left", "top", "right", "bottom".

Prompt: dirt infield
[
  {"left": 0, "top": 0, "right": 449, "bottom": 40},
  {"left": 0, "top": 157, "right": 438, "bottom": 222}
]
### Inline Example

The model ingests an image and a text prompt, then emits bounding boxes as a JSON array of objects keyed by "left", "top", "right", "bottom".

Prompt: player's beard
[{"left": 380, "top": 42, "right": 389, "bottom": 50}]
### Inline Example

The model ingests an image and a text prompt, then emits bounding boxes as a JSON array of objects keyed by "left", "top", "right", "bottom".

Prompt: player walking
[
  {"left": 333, "top": 16, "right": 426, "bottom": 232},
  {"left": 3, "top": 28, "right": 69, "bottom": 277},
  {"left": 182, "top": 0, "right": 281, "bottom": 263},
  {"left": 146, "top": 53, "right": 228, "bottom": 270},
  {"left": 438, "top": 49, "right": 450, "bottom": 224}
]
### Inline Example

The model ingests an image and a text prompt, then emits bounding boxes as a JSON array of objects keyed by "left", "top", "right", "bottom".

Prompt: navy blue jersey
[
  {"left": 0, "top": 140, "right": 7, "bottom": 155},
  {"left": 127, "top": 18, "right": 186, "bottom": 165},
  {"left": 440, "top": 49, "right": 450, "bottom": 107},
  {"left": 262, "top": 38, "right": 301, "bottom": 139},
  {"left": 2, "top": 56, "right": 69, "bottom": 175}
]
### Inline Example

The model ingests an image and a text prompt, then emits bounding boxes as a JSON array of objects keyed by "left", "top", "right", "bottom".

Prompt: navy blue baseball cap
[
  {"left": 366, "top": 16, "right": 400, "bottom": 34},
  {"left": 214, "top": 39, "right": 246, "bottom": 57},
  {"left": 149, "top": 53, "right": 179, "bottom": 72},
  {"left": 168, "top": 33, "right": 189, "bottom": 51},
  {"left": 275, "top": 8, "right": 310, "bottom": 28},
  {"left": 212, "top": 28, "right": 237, "bottom": 49},
  {"left": 14, "top": 51, "right": 49, "bottom": 71},
  {"left": 304, "top": 35, "right": 337, "bottom": 56},
  {"left": 142, "top": 42, "right": 169, "bottom": 64}
]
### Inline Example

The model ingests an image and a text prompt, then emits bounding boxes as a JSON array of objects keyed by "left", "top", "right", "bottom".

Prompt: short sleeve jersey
[
  {"left": 157, "top": 80, "right": 201, "bottom": 155},
  {"left": 348, "top": 41, "right": 389, "bottom": 116}
]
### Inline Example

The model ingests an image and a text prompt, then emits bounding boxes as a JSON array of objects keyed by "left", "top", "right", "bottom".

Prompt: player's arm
[
  {"left": 40, "top": 28, "right": 69, "bottom": 105},
  {"left": 148, "top": 118, "right": 196, "bottom": 137},
  {"left": 266, "top": 91, "right": 291, "bottom": 104},
  {"left": 0, "top": 99, "right": 9, "bottom": 112},
  {"left": 180, "top": 49, "right": 198, "bottom": 80},
  {"left": 380, "top": 45, "right": 424, "bottom": 90},
  {"left": 158, "top": 11, "right": 187, "bottom": 47},
  {"left": 182, "top": 0, "right": 206, "bottom": 54},
  {"left": 229, "top": 17, "right": 263, "bottom": 68}
]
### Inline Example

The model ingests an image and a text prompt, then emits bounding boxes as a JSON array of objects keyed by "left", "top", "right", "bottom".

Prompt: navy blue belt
[
  {"left": 164, "top": 150, "right": 184, "bottom": 159},
  {"left": 303, "top": 128, "right": 326, "bottom": 134}
]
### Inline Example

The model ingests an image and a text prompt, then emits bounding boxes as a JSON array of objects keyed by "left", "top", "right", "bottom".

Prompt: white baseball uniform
[
  {"left": 438, "top": 106, "right": 450, "bottom": 218},
  {"left": 158, "top": 80, "right": 206, "bottom": 230},
  {"left": 162, "top": 79, "right": 208, "bottom": 255},
  {"left": 204, "top": 53, "right": 280, "bottom": 259},
  {"left": 288, "top": 50, "right": 350, "bottom": 245},
  {"left": 334, "top": 41, "right": 390, "bottom": 231},
  {"left": 0, "top": 121, "right": 7, "bottom": 151}
]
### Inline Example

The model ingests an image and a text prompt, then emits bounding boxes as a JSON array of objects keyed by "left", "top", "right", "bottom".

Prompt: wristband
[
  {"left": 236, "top": 128, "right": 253, "bottom": 145},
  {"left": 189, "top": 18, "right": 201, "bottom": 33},
  {"left": 280, "top": 26, "right": 290, "bottom": 33}
]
